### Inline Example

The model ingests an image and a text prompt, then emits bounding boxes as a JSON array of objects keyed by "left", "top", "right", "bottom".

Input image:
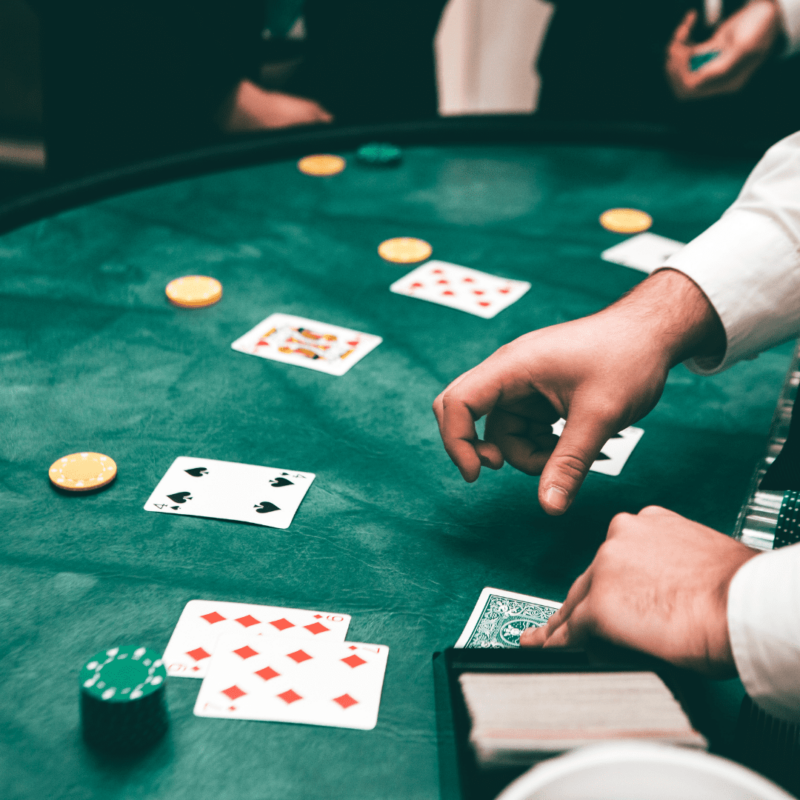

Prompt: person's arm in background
[{"left": 666, "top": 0, "right": 800, "bottom": 100}]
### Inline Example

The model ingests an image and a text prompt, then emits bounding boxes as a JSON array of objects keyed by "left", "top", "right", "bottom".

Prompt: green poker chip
[
  {"left": 80, "top": 645, "right": 169, "bottom": 752},
  {"left": 80, "top": 645, "right": 165, "bottom": 702},
  {"left": 356, "top": 142, "right": 402, "bottom": 166}
]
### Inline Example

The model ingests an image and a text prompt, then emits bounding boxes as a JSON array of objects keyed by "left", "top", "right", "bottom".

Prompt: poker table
[{"left": 0, "top": 118, "right": 793, "bottom": 800}]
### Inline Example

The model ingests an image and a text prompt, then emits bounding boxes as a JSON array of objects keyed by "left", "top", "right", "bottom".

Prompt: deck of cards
[
  {"left": 601, "top": 232, "right": 684, "bottom": 274},
  {"left": 164, "top": 599, "right": 389, "bottom": 731}
]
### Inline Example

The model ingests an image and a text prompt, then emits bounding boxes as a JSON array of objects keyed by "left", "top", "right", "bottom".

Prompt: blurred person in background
[
  {"left": 536, "top": 0, "right": 800, "bottom": 143},
  {"left": 39, "top": 0, "right": 446, "bottom": 179}
]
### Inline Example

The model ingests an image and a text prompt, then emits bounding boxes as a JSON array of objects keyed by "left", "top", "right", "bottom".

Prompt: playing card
[
  {"left": 143, "top": 456, "right": 315, "bottom": 529},
  {"left": 231, "top": 313, "right": 382, "bottom": 376},
  {"left": 551, "top": 419, "right": 644, "bottom": 477},
  {"left": 162, "top": 600, "right": 351, "bottom": 678},
  {"left": 600, "top": 233, "right": 684, "bottom": 274},
  {"left": 194, "top": 632, "right": 389, "bottom": 730},
  {"left": 389, "top": 260, "right": 531, "bottom": 319},
  {"left": 455, "top": 587, "right": 561, "bottom": 649}
]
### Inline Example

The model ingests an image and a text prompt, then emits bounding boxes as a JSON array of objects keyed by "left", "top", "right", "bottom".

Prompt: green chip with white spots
[
  {"left": 357, "top": 142, "right": 402, "bottom": 166},
  {"left": 80, "top": 645, "right": 166, "bottom": 703}
]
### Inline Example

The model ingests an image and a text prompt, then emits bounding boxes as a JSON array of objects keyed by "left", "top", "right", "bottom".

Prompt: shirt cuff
[
  {"left": 775, "top": 0, "right": 800, "bottom": 56},
  {"left": 728, "top": 544, "right": 800, "bottom": 723}
]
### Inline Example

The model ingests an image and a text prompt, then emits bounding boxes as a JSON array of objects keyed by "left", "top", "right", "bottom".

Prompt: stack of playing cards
[
  {"left": 460, "top": 671, "right": 707, "bottom": 768},
  {"left": 163, "top": 600, "right": 389, "bottom": 730}
]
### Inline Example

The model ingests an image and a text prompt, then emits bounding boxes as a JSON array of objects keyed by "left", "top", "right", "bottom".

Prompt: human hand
[
  {"left": 520, "top": 506, "right": 760, "bottom": 676},
  {"left": 666, "top": 0, "right": 781, "bottom": 100},
  {"left": 432, "top": 269, "right": 724, "bottom": 515},
  {"left": 218, "top": 80, "right": 333, "bottom": 132}
]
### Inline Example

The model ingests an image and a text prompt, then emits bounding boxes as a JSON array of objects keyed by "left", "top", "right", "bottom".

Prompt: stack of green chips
[
  {"left": 775, "top": 490, "right": 800, "bottom": 549},
  {"left": 356, "top": 142, "right": 402, "bottom": 167},
  {"left": 80, "top": 645, "right": 168, "bottom": 753}
]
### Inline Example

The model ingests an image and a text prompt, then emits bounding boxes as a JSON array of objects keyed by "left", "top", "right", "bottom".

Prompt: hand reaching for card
[
  {"left": 520, "top": 507, "right": 760, "bottom": 676},
  {"left": 432, "top": 269, "right": 725, "bottom": 514}
]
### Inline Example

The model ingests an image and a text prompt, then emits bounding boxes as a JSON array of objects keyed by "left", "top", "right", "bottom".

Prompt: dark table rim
[{"left": 0, "top": 116, "right": 764, "bottom": 236}]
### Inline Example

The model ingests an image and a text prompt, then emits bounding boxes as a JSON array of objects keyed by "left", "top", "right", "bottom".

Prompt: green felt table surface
[{"left": 0, "top": 135, "right": 793, "bottom": 799}]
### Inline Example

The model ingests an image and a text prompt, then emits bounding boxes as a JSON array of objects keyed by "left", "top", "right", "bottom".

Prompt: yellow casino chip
[
  {"left": 166, "top": 276, "right": 222, "bottom": 308},
  {"left": 49, "top": 452, "right": 117, "bottom": 492},
  {"left": 297, "top": 154, "right": 346, "bottom": 176},
  {"left": 378, "top": 237, "right": 433, "bottom": 264},
  {"left": 599, "top": 208, "right": 653, "bottom": 234}
]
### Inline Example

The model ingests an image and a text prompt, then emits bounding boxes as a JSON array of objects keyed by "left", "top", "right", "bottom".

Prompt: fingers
[
  {"left": 672, "top": 9, "right": 697, "bottom": 44},
  {"left": 521, "top": 567, "right": 593, "bottom": 647},
  {"left": 485, "top": 410, "right": 559, "bottom": 476},
  {"left": 537, "top": 409, "right": 618, "bottom": 515}
]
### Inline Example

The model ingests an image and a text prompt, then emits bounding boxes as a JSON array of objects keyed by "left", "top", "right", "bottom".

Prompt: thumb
[
  {"left": 673, "top": 9, "right": 697, "bottom": 44},
  {"left": 538, "top": 411, "right": 616, "bottom": 515}
]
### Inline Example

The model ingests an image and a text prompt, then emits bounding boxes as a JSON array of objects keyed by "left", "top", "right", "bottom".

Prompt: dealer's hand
[
  {"left": 432, "top": 269, "right": 725, "bottom": 515},
  {"left": 666, "top": 0, "right": 782, "bottom": 100},
  {"left": 520, "top": 506, "right": 760, "bottom": 676}
]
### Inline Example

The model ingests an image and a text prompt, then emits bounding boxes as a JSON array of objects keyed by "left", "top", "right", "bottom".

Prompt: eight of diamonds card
[
  {"left": 143, "top": 456, "right": 315, "bottom": 529},
  {"left": 551, "top": 419, "right": 644, "bottom": 477},
  {"left": 389, "top": 260, "right": 530, "bottom": 319},
  {"left": 231, "top": 313, "right": 382, "bottom": 376},
  {"left": 162, "top": 600, "right": 352, "bottom": 678},
  {"left": 194, "top": 632, "right": 389, "bottom": 730},
  {"left": 455, "top": 587, "right": 562, "bottom": 648}
]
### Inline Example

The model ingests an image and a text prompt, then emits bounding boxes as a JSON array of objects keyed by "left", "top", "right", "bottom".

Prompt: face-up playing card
[
  {"left": 162, "top": 600, "right": 351, "bottom": 678},
  {"left": 389, "top": 260, "right": 531, "bottom": 319},
  {"left": 143, "top": 456, "right": 315, "bottom": 529},
  {"left": 455, "top": 587, "right": 561, "bottom": 648},
  {"left": 194, "top": 632, "right": 389, "bottom": 730},
  {"left": 600, "top": 233, "right": 684, "bottom": 274},
  {"left": 231, "top": 313, "right": 382, "bottom": 376},
  {"left": 551, "top": 419, "right": 644, "bottom": 477}
]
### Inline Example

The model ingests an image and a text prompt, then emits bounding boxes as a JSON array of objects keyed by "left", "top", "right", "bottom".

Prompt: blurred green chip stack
[
  {"left": 356, "top": 142, "right": 402, "bottom": 166},
  {"left": 80, "top": 645, "right": 168, "bottom": 753}
]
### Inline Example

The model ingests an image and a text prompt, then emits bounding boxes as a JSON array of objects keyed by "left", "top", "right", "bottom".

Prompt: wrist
[{"left": 610, "top": 268, "right": 726, "bottom": 369}]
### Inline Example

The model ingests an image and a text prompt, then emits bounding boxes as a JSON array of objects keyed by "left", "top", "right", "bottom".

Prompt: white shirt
[{"left": 663, "top": 131, "right": 800, "bottom": 722}]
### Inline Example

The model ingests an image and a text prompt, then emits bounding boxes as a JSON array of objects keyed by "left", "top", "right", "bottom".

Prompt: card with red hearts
[
  {"left": 231, "top": 313, "right": 382, "bottom": 376},
  {"left": 389, "top": 260, "right": 531, "bottom": 319}
]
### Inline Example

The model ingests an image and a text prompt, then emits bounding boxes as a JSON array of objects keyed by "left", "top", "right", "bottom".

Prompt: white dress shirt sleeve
[
  {"left": 728, "top": 543, "right": 800, "bottom": 722},
  {"left": 775, "top": 0, "right": 800, "bottom": 55},
  {"left": 661, "top": 131, "right": 800, "bottom": 375}
]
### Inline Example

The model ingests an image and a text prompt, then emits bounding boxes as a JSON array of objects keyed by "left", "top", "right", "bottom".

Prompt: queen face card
[
  {"left": 162, "top": 600, "right": 351, "bottom": 678},
  {"left": 389, "top": 261, "right": 530, "bottom": 319},
  {"left": 143, "top": 456, "right": 315, "bottom": 529},
  {"left": 194, "top": 632, "right": 389, "bottom": 730},
  {"left": 231, "top": 313, "right": 382, "bottom": 376}
]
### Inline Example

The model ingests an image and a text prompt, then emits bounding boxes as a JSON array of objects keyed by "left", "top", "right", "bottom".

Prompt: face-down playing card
[
  {"left": 194, "top": 632, "right": 389, "bottom": 730},
  {"left": 551, "top": 419, "right": 644, "bottom": 477},
  {"left": 389, "top": 260, "right": 531, "bottom": 319},
  {"left": 162, "top": 600, "right": 352, "bottom": 678},
  {"left": 143, "top": 456, "right": 315, "bottom": 529},
  {"left": 231, "top": 313, "right": 382, "bottom": 376},
  {"left": 455, "top": 587, "right": 562, "bottom": 649},
  {"left": 600, "top": 232, "right": 684, "bottom": 274}
]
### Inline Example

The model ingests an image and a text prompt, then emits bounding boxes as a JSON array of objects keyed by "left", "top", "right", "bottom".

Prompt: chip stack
[{"left": 80, "top": 645, "right": 168, "bottom": 753}]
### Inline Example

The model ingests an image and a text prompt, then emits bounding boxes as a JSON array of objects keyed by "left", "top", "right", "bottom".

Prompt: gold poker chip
[
  {"left": 378, "top": 237, "right": 433, "bottom": 264},
  {"left": 166, "top": 276, "right": 222, "bottom": 308},
  {"left": 599, "top": 208, "right": 653, "bottom": 234},
  {"left": 49, "top": 452, "right": 117, "bottom": 492},
  {"left": 297, "top": 154, "right": 346, "bottom": 176}
]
